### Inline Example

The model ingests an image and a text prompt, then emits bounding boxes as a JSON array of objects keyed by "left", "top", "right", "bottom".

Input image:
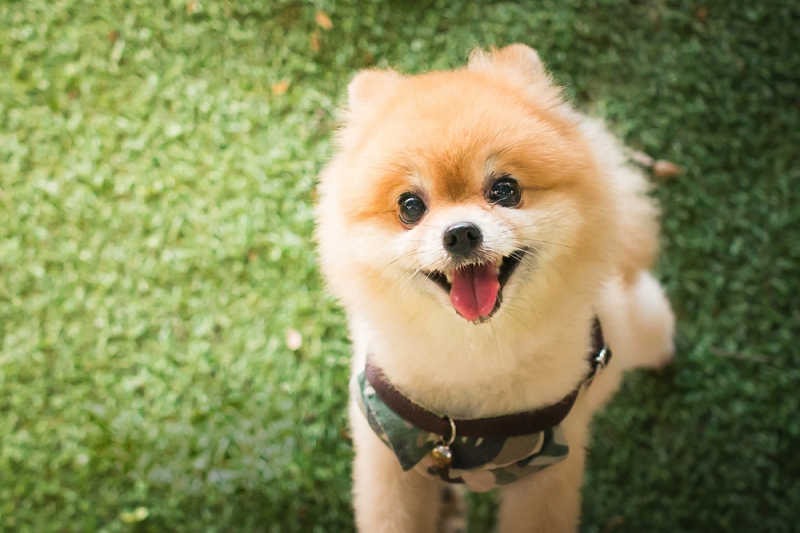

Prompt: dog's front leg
[
  {"left": 350, "top": 402, "right": 442, "bottom": 533},
  {"left": 495, "top": 436, "right": 587, "bottom": 533}
]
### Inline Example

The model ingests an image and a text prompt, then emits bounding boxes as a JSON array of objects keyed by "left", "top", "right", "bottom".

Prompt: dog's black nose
[{"left": 443, "top": 222, "right": 483, "bottom": 258}]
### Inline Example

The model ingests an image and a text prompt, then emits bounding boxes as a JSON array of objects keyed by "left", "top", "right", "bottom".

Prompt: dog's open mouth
[{"left": 424, "top": 250, "right": 525, "bottom": 323}]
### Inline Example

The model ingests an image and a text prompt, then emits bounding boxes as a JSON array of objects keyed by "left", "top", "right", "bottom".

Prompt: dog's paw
[{"left": 627, "top": 271, "right": 676, "bottom": 369}]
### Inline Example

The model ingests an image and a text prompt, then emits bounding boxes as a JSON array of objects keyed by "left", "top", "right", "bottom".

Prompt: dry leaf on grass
[
  {"left": 709, "top": 347, "right": 769, "bottom": 363},
  {"left": 272, "top": 80, "right": 290, "bottom": 95},
  {"left": 653, "top": 160, "right": 683, "bottom": 178},
  {"left": 315, "top": 11, "right": 333, "bottom": 30},
  {"left": 629, "top": 151, "right": 683, "bottom": 178},
  {"left": 310, "top": 32, "right": 321, "bottom": 53}
]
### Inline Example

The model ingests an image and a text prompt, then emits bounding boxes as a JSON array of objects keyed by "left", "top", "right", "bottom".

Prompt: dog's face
[{"left": 317, "top": 45, "right": 616, "bottom": 327}]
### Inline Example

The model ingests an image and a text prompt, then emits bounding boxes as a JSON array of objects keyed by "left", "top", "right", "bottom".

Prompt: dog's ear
[
  {"left": 468, "top": 44, "right": 563, "bottom": 107},
  {"left": 347, "top": 69, "right": 403, "bottom": 112},
  {"left": 468, "top": 44, "right": 546, "bottom": 81}
]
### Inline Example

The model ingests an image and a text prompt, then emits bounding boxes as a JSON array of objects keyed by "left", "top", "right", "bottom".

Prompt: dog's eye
[
  {"left": 488, "top": 176, "right": 521, "bottom": 208},
  {"left": 398, "top": 193, "right": 426, "bottom": 225}
]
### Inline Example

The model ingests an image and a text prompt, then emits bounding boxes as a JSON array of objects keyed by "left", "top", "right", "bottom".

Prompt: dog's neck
[{"left": 349, "top": 300, "right": 597, "bottom": 419}]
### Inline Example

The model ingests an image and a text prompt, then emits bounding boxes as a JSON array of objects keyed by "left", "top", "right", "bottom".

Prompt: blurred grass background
[{"left": 1, "top": 0, "right": 798, "bottom": 531}]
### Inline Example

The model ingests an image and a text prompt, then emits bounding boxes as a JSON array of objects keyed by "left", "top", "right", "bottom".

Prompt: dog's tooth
[
  {"left": 445, "top": 272, "right": 453, "bottom": 284},
  {"left": 494, "top": 257, "right": 503, "bottom": 267}
]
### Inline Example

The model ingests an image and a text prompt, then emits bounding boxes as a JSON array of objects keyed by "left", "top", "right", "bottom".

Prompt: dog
[{"left": 315, "top": 44, "right": 675, "bottom": 533}]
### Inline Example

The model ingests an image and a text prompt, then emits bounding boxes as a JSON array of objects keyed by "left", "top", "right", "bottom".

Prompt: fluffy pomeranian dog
[{"left": 315, "top": 44, "right": 675, "bottom": 532}]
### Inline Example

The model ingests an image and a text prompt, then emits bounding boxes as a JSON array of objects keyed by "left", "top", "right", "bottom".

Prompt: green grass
[{"left": 1, "top": 0, "right": 797, "bottom": 531}]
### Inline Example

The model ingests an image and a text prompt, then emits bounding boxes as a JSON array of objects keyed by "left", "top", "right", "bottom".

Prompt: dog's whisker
[
  {"left": 489, "top": 320, "right": 501, "bottom": 358},
  {"left": 399, "top": 267, "right": 425, "bottom": 298},
  {"left": 503, "top": 309, "right": 537, "bottom": 334}
]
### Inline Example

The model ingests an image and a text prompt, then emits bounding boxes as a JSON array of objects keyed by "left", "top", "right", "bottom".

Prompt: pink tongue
[{"left": 450, "top": 263, "right": 500, "bottom": 321}]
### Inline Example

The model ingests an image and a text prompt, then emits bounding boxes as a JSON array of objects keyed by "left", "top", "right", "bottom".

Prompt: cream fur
[{"left": 315, "top": 44, "right": 675, "bottom": 532}]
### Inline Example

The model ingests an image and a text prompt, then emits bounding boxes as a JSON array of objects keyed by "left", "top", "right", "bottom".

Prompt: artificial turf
[{"left": 1, "top": 0, "right": 798, "bottom": 531}]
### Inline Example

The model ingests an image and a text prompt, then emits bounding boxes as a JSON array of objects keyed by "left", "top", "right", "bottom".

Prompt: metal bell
[{"left": 430, "top": 444, "right": 453, "bottom": 468}]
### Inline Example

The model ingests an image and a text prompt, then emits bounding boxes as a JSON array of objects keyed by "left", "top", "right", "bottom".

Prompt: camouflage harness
[{"left": 351, "top": 318, "right": 611, "bottom": 492}]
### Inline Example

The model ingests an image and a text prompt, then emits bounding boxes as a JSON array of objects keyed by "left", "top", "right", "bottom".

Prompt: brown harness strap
[
  {"left": 365, "top": 361, "right": 580, "bottom": 439},
  {"left": 364, "top": 317, "right": 611, "bottom": 483}
]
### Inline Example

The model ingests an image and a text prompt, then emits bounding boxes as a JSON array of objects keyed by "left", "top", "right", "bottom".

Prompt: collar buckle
[
  {"left": 443, "top": 415, "right": 457, "bottom": 446},
  {"left": 585, "top": 343, "right": 612, "bottom": 387},
  {"left": 594, "top": 345, "right": 610, "bottom": 371}
]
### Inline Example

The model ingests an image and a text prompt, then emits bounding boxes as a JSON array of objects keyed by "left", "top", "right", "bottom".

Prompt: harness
[{"left": 351, "top": 318, "right": 611, "bottom": 492}]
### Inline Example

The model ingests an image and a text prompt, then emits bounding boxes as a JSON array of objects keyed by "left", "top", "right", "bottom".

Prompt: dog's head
[{"left": 316, "top": 45, "right": 617, "bottom": 327}]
